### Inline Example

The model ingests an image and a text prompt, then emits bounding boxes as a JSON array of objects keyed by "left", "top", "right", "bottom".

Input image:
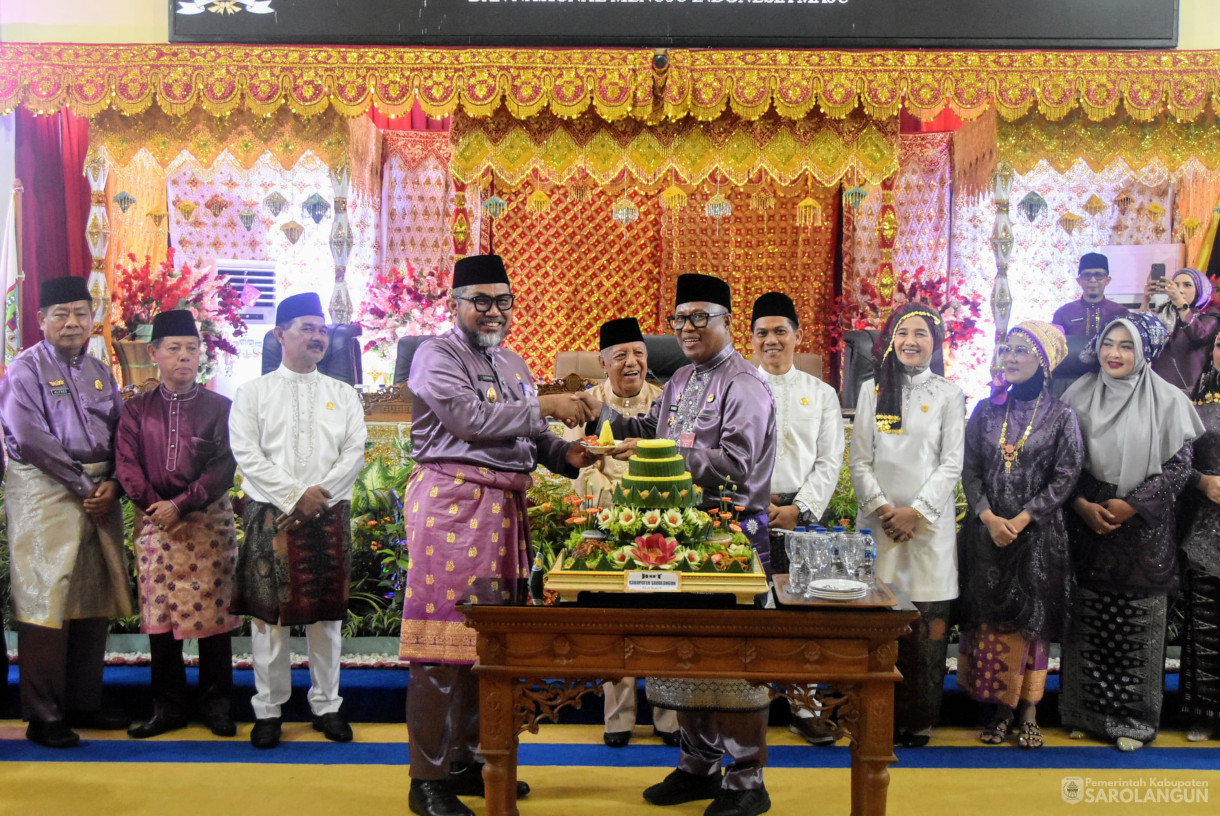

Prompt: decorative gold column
[
  {"left": 989, "top": 162, "right": 1016, "bottom": 375},
  {"left": 328, "top": 166, "right": 354, "bottom": 324},
  {"left": 84, "top": 153, "right": 111, "bottom": 363},
  {"left": 875, "top": 176, "right": 898, "bottom": 320}
]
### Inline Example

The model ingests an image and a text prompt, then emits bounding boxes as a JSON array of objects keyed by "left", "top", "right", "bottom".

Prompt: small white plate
[
  {"left": 579, "top": 442, "right": 618, "bottom": 454},
  {"left": 808, "top": 578, "right": 868, "bottom": 594}
]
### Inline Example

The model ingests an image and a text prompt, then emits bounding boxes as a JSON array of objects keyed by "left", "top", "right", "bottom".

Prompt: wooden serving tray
[
  {"left": 773, "top": 574, "right": 899, "bottom": 609},
  {"left": 545, "top": 550, "right": 769, "bottom": 605}
]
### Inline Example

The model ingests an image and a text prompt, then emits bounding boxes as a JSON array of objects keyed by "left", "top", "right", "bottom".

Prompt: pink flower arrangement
[
  {"left": 628, "top": 533, "right": 680, "bottom": 568},
  {"left": 829, "top": 265, "right": 985, "bottom": 352},
  {"left": 357, "top": 263, "right": 451, "bottom": 354}
]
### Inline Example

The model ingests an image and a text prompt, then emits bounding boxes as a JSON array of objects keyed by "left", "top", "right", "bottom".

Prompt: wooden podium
[{"left": 463, "top": 600, "right": 919, "bottom": 816}]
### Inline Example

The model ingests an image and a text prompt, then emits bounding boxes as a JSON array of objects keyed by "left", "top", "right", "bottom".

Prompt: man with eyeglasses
[
  {"left": 1052, "top": 253, "right": 1129, "bottom": 340},
  {"left": 598, "top": 273, "right": 778, "bottom": 816},
  {"left": 1050, "top": 253, "right": 1129, "bottom": 395},
  {"left": 402, "top": 253, "right": 601, "bottom": 816}
]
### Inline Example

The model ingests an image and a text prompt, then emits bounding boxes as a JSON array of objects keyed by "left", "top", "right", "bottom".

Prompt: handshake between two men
[{"left": 539, "top": 388, "right": 604, "bottom": 429}]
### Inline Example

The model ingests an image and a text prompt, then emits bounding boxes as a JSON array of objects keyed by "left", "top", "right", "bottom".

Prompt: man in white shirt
[
  {"left": 229, "top": 292, "right": 368, "bottom": 749},
  {"left": 751, "top": 292, "right": 845, "bottom": 745}
]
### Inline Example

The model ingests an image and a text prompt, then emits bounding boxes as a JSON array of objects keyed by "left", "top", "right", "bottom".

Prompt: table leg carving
[
  {"left": 848, "top": 681, "right": 898, "bottom": 816},
  {"left": 480, "top": 674, "right": 518, "bottom": 816},
  {"left": 514, "top": 678, "right": 604, "bottom": 735}
]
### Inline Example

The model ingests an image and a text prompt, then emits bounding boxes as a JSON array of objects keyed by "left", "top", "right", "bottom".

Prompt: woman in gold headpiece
[{"left": 957, "top": 321, "right": 1084, "bottom": 749}]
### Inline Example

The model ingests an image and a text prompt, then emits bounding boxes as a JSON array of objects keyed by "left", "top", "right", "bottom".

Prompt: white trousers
[
  {"left": 603, "top": 677, "right": 678, "bottom": 734},
  {"left": 250, "top": 620, "right": 343, "bottom": 720}
]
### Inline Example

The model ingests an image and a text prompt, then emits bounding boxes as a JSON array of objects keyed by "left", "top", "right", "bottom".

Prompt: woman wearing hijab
[
  {"left": 1061, "top": 313, "right": 1203, "bottom": 752},
  {"left": 850, "top": 302, "right": 965, "bottom": 748},
  {"left": 1140, "top": 266, "right": 1220, "bottom": 391},
  {"left": 958, "top": 321, "right": 1084, "bottom": 749},
  {"left": 1180, "top": 332, "right": 1220, "bottom": 743}
]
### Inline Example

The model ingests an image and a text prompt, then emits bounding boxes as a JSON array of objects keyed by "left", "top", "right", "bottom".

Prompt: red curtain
[
  {"left": 14, "top": 108, "right": 91, "bottom": 347},
  {"left": 368, "top": 101, "right": 450, "bottom": 132}
]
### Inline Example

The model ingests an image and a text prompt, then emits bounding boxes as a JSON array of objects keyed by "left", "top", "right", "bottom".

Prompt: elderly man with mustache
[{"left": 229, "top": 292, "right": 368, "bottom": 749}]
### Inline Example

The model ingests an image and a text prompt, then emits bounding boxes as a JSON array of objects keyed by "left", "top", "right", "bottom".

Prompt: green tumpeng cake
[{"left": 611, "top": 438, "right": 703, "bottom": 509}]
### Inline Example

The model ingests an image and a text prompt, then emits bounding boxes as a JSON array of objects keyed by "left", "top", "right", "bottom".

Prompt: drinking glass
[{"left": 840, "top": 534, "right": 863, "bottom": 581}]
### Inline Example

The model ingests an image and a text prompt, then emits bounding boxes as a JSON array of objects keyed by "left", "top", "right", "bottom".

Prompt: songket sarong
[
  {"left": 231, "top": 499, "right": 351, "bottom": 625},
  {"left": 400, "top": 462, "right": 532, "bottom": 665},
  {"left": 4, "top": 461, "right": 131, "bottom": 627},
  {"left": 1060, "top": 586, "right": 1168, "bottom": 743},
  {"left": 957, "top": 625, "right": 1049, "bottom": 708},
  {"left": 134, "top": 494, "right": 239, "bottom": 639},
  {"left": 646, "top": 512, "right": 772, "bottom": 713},
  {"left": 1182, "top": 571, "right": 1220, "bottom": 729}
]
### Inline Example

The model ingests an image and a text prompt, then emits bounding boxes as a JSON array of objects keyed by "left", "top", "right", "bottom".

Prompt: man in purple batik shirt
[
  {"left": 0, "top": 275, "right": 132, "bottom": 748},
  {"left": 601, "top": 273, "right": 778, "bottom": 816},
  {"left": 401, "top": 253, "right": 601, "bottom": 816}
]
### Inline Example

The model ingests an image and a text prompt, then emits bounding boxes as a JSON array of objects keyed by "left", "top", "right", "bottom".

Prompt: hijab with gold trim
[{"left": 871, "top": 302, "right": 944, "bottom": 435}]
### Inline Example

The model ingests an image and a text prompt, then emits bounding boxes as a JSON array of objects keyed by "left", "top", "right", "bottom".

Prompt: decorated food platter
[{"left": 543, "top": 438, "right": 769, "bottom": 604}]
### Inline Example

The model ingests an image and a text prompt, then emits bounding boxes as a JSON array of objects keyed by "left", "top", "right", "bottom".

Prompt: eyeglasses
[
  {"left": 1078, "top": 271, "right": 1108, "bottom": 281},
  {"left": 455, "top": 294, "right": 516, "bottom": 312},
  {"left": 997, "top": 344, "right": 1036, "bottom": 359},
  {"left": 667, "top": 312, "right": 728, "bottom": 330}
]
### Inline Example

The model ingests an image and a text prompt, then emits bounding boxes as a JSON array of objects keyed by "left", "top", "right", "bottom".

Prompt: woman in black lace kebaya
[
  {"left": 958, "top": 321, "right": 1083, "bottom": 750},
  {"left": 1179, "top": 332, "right": 1220, "bottom": 743},
  {"left": 1060, "top": 314, "right": 1204, "bottom": 752}
]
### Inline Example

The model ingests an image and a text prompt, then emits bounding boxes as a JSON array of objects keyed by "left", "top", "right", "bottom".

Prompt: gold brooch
[
  {"left": 800, "top": 397, "right": 810, "bottom": 405},
  {"left": 326, "top": 401, "right": 335, "bottom": 410},
  {"left": 921, "top": 405, "right": 929, "bottom": 412},
  {"left": 707, "top": 394, "right": 716, "bottom": 402},
  {"left": 487, "top": 386, "right": 498, "bottom": 403},
  {"left": 94, "top": 379, "right": 103, "bottom": 390}
]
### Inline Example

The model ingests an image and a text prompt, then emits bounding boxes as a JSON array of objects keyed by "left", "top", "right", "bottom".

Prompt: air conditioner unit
[{"left": 215, "top": 258, "right": 277, "bottom": 326}]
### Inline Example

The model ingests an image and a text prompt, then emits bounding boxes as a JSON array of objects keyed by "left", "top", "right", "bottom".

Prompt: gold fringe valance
[
  {"left": 952, "top": 108, "right": 998, "bottom": 202},
  {"left": 0, "top": 44, "right": 654, "bottom": 121},
  {"left": 451, "top": 109, "right": 899, "bottom": 189},
  {"left": 662, "top": 49, "right": 1220, "bottom": 123},
  {"left": 89, "top": 106, "right": 349, "bottom": 171},
  {"left": 5, "top": 44, "right": 1220, "bottom": 124},
  {"left": 998, "top": 111, "right": 1220, "bottom": 179}
]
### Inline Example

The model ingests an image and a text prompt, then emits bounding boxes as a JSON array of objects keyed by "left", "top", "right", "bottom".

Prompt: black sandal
[
  {"left": 980, "top": 714, "right": 1013, "bottom": 745},
  {"left": 1017, "top": 722, "right": 1044, "bottom": 749}
]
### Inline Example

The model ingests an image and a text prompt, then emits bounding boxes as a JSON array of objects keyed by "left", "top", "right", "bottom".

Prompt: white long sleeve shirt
[
  {"left": 229, "top": 365, "right": 368, "bottom": 513},
  {"left": 760, "top": 365, "right": 845, "bottom": 522},
  {"left": 849, "top": 369, "right": 965, "bottom": 602}
]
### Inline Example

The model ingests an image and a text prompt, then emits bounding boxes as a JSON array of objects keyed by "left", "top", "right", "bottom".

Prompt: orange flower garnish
[
  {"left": 733, "top": 505, "right": 746, "bottom": 513},
  {"left": 712, "top": 520, "right": 721, "bottom": 528}
]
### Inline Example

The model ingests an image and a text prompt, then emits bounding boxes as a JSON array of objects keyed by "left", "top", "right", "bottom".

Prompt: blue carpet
[{"left": 1, "top": 738, "right": 1214, "bottom": 771}]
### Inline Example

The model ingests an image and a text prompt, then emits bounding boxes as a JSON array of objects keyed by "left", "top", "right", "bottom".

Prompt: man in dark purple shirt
[
  {"left": 0, "top": 276, "right": 131, "bottom": 748},
  {"left": 1051, "top": 252, "right": 1130, "bottom": 340},
  {"left": 603, "top": 274, "right": 777, "bottom": 816}
]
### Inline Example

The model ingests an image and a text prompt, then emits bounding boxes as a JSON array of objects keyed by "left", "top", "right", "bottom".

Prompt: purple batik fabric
[{"left": 400, "top": 461, "right": 532, "bottom": 665}]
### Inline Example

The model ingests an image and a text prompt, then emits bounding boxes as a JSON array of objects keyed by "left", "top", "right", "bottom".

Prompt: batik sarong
[
  {"left": 1182, "top": 570, "right": 1220, "bottom": 729},
  {"left": 231, "top": 499, "right": 352, "bottom": 625},
  {"left": 957, "top": 624, "right": 1049, "bottom": 708},
  {"left": 134, "top": 494, "right": 239, "bottom": 639},
  {"left": 4, "top": 461, "right": 131, "bottom": 627},
  {"left": 399, "top": 461, "right": 532, "bottom": 665},
  {"left": 645, "top": 512, "right": 773, "bottom": 713},
  {"left": 1060, "top": 586, "right": 1168, "bottom": 742}
]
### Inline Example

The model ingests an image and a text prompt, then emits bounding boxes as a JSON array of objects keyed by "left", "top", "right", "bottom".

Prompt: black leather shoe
[
  {"left": 447, "top": 762, "right": 531, "bottom": 798},
  {"left": 643, "top": 769, "right": 723, "bottom": 806},
  {"left": 127, "top": 713, "right": 188, "bottom": 739},
  {"left": 26, "top": 720, "right": 80, "bottom": 748},
  {"left": 896, "top": 731, "right": 931, "bottom": 748},
  {"left": 250, "top": 717, "right": 282, "bottom": 749},
  {"left": 704, "top": 786, "right": 772, "bottom": 816},
  {"left": 311, "top": 712, "right": 353, "bottom": 742},
  {"left": 604, "top": 730, "right": 632, "bottom": 748},
  {"left": 655, "top": 728, "right": 682, "bottom": 747},
  {"left": 408, "top": 780, "right": 475, "bottom": 816},
  {"left": 66, "top": 709, "right": 130, "bottom": 730},
  {"left": 203, "top": 712, "right": 237, "bottom": 738}
]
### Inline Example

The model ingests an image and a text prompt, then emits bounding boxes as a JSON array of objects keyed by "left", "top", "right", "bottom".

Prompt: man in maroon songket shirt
[
  {"left": 0, "top": 275, "right": 132, "bottom": 748},
  {"left": 401, "top": 253, "right": 601, "bottom": 816},
  {"left": 116, "top": 309, "right": 239, "bottom": 740}
]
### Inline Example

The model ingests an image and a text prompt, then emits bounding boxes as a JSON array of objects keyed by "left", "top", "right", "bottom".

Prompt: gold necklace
[{"left": 998, "top": 392, "right": 1042, "bottom": 474}]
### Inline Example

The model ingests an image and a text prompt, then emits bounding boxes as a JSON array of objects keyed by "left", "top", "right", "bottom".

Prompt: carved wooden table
[{"left": 463, "top": 602, "right": 919, "bottom": 816}]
